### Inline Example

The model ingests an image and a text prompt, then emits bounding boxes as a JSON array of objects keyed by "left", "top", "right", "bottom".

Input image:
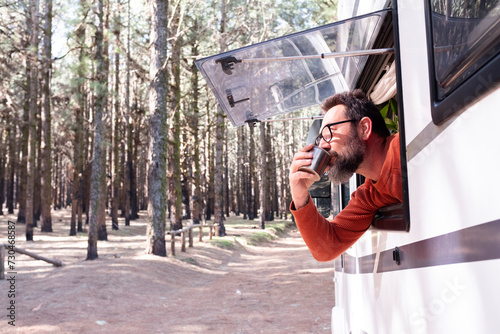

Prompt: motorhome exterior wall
[
  {"left": 332, "top": 0, "right": 500, "bottom": 333},
  {"left": 398, "top": 0, "right": 433, "bottom": 144}
]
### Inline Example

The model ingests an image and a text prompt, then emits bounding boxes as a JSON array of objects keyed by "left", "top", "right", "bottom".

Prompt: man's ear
[{"left": 358, "top": 117, "right": 373, "bottom": 140}]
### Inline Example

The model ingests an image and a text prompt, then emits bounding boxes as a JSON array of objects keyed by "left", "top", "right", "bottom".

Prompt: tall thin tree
[
  {"left": 259, "top": 122, "right": 267, "bottom": 229},
  {"left": 26, "top": 0, "right": 40, "bottom": 241},
  {"left": 214, "top": 0, "right": 227, "bottom": 236},
  {"left": 87, "top": 0, "right": 108, "bottom": 259},
  {"left": 111, "top": 1, "right": 121, "bottom": 230},
  {"left": 170, "top": 8, "right": 183, "bottom": 232},
  {"left": 145, "top": 0, "right": 168, "bottom": 256},
  {"left": 41, "top": 0, "right": 53, "bottom": 232},
  {"left": 70, "top": 0, "right": 88, "bottom": 236},
  {"left": 190, "top": 41, "right": 202, "bottom": 225}
]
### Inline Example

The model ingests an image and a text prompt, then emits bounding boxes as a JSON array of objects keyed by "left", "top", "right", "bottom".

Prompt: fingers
[
  {"left": 290, "top": 144, "right": 314, "bottom": 174},
  {"left": 289, "top": 144, "right": 318, "bottom": 208},
  {"left": 300, "top": 143, "right": 315, "bottom": 152}
]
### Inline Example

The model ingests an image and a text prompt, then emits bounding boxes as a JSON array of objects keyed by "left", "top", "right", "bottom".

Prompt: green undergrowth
[
  {"left": 246, "top": 231, "right": 274, "bottom": 246},
  {"left": 210, "top": 238, "right": 237, "bottom": 250},
  {"left": 243, "top": 220, "right": 296, "bottom": 246},
  {"left": 188, "top": 218, "right": 296, "bottom": 251},
  {"left": 179, "top": 257, "right": 199, "bottom": 265}
]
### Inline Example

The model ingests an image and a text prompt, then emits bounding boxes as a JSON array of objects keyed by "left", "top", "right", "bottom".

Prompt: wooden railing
[
  {"left": 168, "top": 223, "right": 217, "bottom": 256},
  {"left": 0, "top": 223, "right": 219, "bottom": 279}
]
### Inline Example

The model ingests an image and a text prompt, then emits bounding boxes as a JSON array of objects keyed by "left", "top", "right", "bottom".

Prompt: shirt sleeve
[
  {"left": 290, "top": 133, "right": 403, "bottom": 261},
  {"left": 291, "top": 185, "right": 379, "bottom": 261}
]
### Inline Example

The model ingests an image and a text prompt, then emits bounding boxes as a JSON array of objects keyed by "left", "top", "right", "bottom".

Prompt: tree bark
[
  {"left": 71, "top": 0, "right": 87, "bottom": 236},
  {"left": 97, "top": 0, "right": 109, "bottom": 242},
  {"left": 145, "top": 0, "right": 168, "bottom": 257},
  {"left": 41, "top": 0, "right": 53, "bottom": 232},
  {"left": 18, "top": 62, "right": 30, "bottom": 224},
  {"left": 248, "top": 124, "right": 256, "bottom": 220},
  {"left": 34, "top": 83, "right": 42, "bottom": 225},
  {"left": 26, "top": 0, "right": 40, "bottom": 241},
  {"left": 111, "top": 6, "right": 121, "bottom": 230},
  {"left": 235, "top": 127, "right": 242, "bottom": 216},
  {"left": 259, "top": 122, "right": 267, "bottom": 229},
  {"left": 214, "top": 0, "right": 227, "bottom": 235},
  {"left": 6, "top": 114, "right": 16, "bottom": 214},
  {"left": 242, "top": 127, "right": 248, "bottom": 220},
  {"left": 87, "top": 0, "right": 107, "bottom": 259},
  {"left": 214, "top": 105, "right": 225, "bottom": 236},
  {"left": 266, "top": 122, "right": 275, "bottom": 221}
]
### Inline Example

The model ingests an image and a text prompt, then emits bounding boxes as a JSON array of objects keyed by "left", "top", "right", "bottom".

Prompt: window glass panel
[
  {"left": 196, "top": 10, "right": 389, "bottom": 127},
  {"left": 430, "top": 0, "right": 500, "bottom": 100}
]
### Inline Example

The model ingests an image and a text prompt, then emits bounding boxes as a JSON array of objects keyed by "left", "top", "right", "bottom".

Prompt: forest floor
[{"left": 0, "top": 208, "right": 335, "bottom": 333}]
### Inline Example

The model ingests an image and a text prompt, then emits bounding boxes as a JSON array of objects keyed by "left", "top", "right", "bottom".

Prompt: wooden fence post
[
  {"left": 181, "top": 231, "right": 186, "bottom": 252},
  {"left": 170, "top": 233, "right": 175, "bottom": 256},
  {"left": 188, "top": 227, "right": 193, "bottom": 248}
]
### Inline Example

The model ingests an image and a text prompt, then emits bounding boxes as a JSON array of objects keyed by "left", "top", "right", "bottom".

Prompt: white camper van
[{"left": 196, "top": 0, "right": 500, "bottom": 332}]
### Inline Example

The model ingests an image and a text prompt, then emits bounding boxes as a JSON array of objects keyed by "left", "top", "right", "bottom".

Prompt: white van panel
[{"left": 397, "top": 0, "right": 433, "bottom": 144}]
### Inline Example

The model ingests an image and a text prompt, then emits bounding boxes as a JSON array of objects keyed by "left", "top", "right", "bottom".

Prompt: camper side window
[{"left": 427, "top": 0, "right": 500, "bottom": 124}]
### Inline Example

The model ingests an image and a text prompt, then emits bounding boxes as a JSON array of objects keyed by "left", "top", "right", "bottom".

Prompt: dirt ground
[{"left": 0, "top": 209, "right": 335, "bottom": 333}]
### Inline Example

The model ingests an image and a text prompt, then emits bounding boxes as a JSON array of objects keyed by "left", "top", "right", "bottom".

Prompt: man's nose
[{"left": 318, "top": 138, "right": 331, "bottom": 150}]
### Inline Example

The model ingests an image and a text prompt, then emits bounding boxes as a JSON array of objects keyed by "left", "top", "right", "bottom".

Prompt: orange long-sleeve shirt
[{"left": 291, "top": 133, "right": 403, "bottom": 261}]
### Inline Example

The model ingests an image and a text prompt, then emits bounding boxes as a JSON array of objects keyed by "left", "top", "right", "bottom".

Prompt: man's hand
[{"left": 289, "top": 144, "right": 318, "bottom": 210}]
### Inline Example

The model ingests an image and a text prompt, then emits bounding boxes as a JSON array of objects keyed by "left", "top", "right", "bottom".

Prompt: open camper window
[
  {"left": 427, "top": 0, "right": 500, "bottom": 124},
  {"left": 196, "top": 6, "right": 410, "bottom": 232},
  {"left": 195, "top": 9, "right": 393, "bottom": 127}
]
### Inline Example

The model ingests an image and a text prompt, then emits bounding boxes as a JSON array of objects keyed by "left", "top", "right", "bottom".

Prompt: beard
[{"left": 327, "top": 129, "right": 366, "bottom": 185}]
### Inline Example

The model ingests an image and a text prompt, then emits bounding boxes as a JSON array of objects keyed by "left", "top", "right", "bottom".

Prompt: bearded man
[{"left": 289, "top": 89, "right": 403, "bottom": 261}]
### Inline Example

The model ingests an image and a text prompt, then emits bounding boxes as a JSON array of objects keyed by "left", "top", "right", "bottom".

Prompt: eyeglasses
[{"left": 315, "top": 119, "right": 356, "bottom": 145}]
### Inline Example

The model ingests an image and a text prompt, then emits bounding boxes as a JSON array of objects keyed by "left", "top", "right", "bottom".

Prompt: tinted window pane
[{"left": 430, "top": 0, "right": 500, "bottom": 100}]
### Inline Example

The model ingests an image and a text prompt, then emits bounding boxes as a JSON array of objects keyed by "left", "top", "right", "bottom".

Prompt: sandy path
[{"left": 0, "top": 210, "right": 334, "bottom": 333}]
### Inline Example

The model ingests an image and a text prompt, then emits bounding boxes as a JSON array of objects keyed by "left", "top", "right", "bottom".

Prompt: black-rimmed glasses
[{"left": 314, "top": 119, "right": 356, "bottom": 145}]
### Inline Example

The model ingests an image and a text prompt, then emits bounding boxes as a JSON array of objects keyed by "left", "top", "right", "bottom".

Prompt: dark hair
[{"left": 321, "top": 89, "right": 390, "bottom": 138}]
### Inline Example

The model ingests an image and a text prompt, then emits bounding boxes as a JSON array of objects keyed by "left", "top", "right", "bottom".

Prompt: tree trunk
[
  {"left": 52, "top": 150, "right": 59, "bottom": 210},
  {"left": 131, "top": 108, "right": 139, "bottom": 219},
  {"left": 87, "top": 0, "right": 107, "bottom": 259},
  {"left": 242, "top": 127, "right": 248, "bottom": 220},
  {"left": 145, "top": 0, "right": 168, "bottom": 257},
  {"left": 190, "top": 47, "right": 202, "bottom": 224},
  {"left": 111, "top": 7, "right": 121, "bottom": 230},
  {"left": 214, "top": 106, "right": 225, "bottom": 236},
  {"left": 34, "top": 85, "right": 42, "bottom": 225},
  {"left": 18, "top": 63, "right": 30, "bottom": 224},
  {"left": 71, "top": 0, "right": 87, "bottom": 236},
  {"left": 168, "top": 3, "right": 183, "bottom": 232},
  {"left": 259, "top": 122, "right": 267, "bottom": 229},
  {"left": 248, "top": 124, "right": 256, "bottom": 220},
  {"left": 26, "top": 0, "right": 40, "bottom": 241},
  {"left": 224, "top": 141, "right": 229, "bottom": 217},
  {"left": 41, "top": 0, "right": 53, "bottom": 232},
  {"left": 97, "top": 0, "right": 109, "bottom": 242},
  {"left": 123, "top": 0, "right": 132, "bottom": 225},
  {"left": 205, "top": 106, "right": 213, "bottom": 221},
  {"left": 124, "top": 122, "right": 131, "bottom": 226},
  {"left": 6, "top": 115, "right": 16, "bottom": 214},
  {"left": 214, "top": 0, "right": 227, "bottom": 236},
  {"left": 266, "top": 122, "right": 275, "bottom": 221}
]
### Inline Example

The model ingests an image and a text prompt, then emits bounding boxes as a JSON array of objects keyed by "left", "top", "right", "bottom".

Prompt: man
[{"left": 289, "top": 89, "right": 402, "bottom": 261}]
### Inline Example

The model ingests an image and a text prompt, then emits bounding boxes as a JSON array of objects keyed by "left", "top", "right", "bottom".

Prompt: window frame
[{"left": 425, "top": 0, "right": 500, "bottom": 125}]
